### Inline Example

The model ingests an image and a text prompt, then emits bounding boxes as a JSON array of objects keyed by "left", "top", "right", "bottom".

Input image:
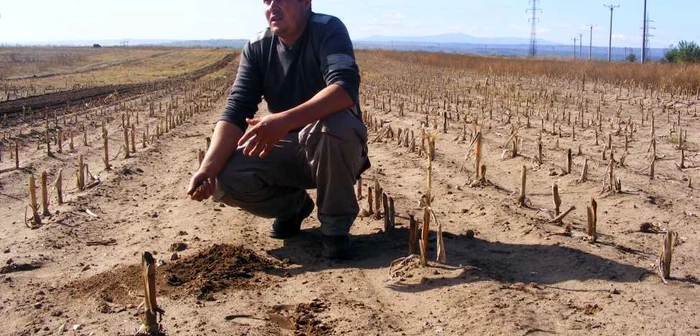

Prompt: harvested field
[
  {"left": 0, "top": 47, "right": 235, "bottom": 104},
  {"left": 0, "top": 48, "right": 699, "bottom": 335},
  {"left": 0, "top": 51, "right": 236, "bottom": 115}
]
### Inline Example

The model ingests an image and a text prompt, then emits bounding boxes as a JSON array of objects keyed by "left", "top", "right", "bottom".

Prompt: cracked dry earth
[{"left": 1, "top": 51, "right": 700, "bottom": 335}]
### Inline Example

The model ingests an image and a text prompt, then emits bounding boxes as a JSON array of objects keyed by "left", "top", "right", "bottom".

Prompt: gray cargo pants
[{"left": 213, "top": 110, "right": 368, "bottom": 236}]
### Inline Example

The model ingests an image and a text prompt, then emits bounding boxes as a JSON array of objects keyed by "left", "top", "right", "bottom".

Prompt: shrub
[{"left": 663, "top": 41, "right": 700, "bottom": 63}]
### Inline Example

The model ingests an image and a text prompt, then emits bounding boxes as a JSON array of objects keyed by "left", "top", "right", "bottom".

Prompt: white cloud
[
  {"left": 611, "top": 34, "right": 627, "bottom": 41},
  {"left": 383, "top": 12, "right": 405, "bottom": 21}
]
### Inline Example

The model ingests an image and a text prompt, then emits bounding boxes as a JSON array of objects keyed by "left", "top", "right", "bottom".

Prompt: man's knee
[
  {"left": 301, "top": 110, "right": 366, "bottom": 156},
  {"left": 213, "top": 162, "right": 286, "bottom": 219},
  {"left": 307, "top": 110, "right": 365, "bottom": 141},
  {"left": 214, "top": 152, "right": 267, "bottom": 203}
]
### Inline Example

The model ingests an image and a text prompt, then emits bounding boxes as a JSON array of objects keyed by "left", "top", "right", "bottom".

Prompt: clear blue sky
[{"left": 1, "top": 0, "right": 697, "bottom": 48}]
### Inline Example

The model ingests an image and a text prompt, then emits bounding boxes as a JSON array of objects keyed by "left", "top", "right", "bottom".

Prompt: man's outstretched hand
[
  {"left": 238, "top": 113, "right": 291, "bottom": 158},
  {"left": 187, "top": 170, "right": 216, "bottom": 201}
]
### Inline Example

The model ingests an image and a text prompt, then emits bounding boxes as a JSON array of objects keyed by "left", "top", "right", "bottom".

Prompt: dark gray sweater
[{"left": 220, "top": 12, "right": 361, "bottom": 132}]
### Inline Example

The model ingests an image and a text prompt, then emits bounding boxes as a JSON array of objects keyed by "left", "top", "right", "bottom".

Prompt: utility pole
[
  {"left": 573, "top": 37, "right": 577, "bottom": 59},
  {"left": 604, "top": 4, "right": 620, "bottom": 62},
  {"left": 587, "top": 25, "right": 596, "bottom": 60},
  {"left": 527, "top": 0, "right": 542, "bottom": 57},
  {"left": 579, "top": 33, "right": 583, "bottom": 58},
  {"left": 641, "top": 0, "right": 647, "bottom": 63}
]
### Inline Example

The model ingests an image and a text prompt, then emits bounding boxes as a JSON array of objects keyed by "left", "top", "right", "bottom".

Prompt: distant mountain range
[
  {"left": 360, "top": 33, "right": 561, "bottom": 46},
  {"left": 354, "top": 40, "right": 667, "bottom": 62}
]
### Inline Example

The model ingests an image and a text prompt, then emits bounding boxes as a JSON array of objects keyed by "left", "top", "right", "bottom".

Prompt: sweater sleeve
[
  {"left": 317, "top": 17, "right": 360, "bottom": 106},
  {"left": 220, "top": 41, "right": 263, "bottom": 132}
]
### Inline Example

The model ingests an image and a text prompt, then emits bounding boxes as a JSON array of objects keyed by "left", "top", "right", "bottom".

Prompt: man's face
[{"left": 263, "top": 0, "right": 310, "bottom": 38}]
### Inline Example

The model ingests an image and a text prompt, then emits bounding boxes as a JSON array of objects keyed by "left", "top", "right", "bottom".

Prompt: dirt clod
[
  {"left": 582, "top": 304, "right": 602, "bottom": 316},
  {"left": 169, "top": 242, "right": 187, "bottom": 252},
  {"left": 466, "top": 230, "right": 475, "bottom": 239},
  {"left": 639, "top": 222, "right": 662, "bottom": 233},
  {"left": 0, "top": 261, "right": 40, "bottom": 274}
]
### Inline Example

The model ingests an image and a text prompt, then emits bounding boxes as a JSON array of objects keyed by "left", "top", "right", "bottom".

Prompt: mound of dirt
[
  {"left": 164, "top": 244, "right": 276, "bottom": 300},
  {"left": 67, "top": 244, "right": 276, "bottom": 305}
]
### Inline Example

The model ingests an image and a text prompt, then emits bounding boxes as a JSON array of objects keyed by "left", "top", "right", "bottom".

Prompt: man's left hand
[{"left": 238, "top": 112, "right": 291, "bottom": 158}]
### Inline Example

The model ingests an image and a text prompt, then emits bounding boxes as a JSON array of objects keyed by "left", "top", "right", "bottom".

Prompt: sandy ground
[{"left": 1, "top": 52, "right": 700, "bottom": 336}]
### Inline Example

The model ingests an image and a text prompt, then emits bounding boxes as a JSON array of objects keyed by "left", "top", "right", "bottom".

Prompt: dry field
[
  {"left": 0, "top": 47, "right": 233, "bottom": 101},
  {"left": 0, "top": 48, "right": 699, "bottom": 336}
]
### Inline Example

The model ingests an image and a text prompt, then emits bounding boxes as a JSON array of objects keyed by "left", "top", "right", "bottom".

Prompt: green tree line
[{"left": 663, "top": 41, "right": 700, "bottom": 64}]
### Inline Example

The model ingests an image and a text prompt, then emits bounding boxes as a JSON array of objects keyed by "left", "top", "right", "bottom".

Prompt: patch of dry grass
[{"left": 361, "top": 50, "right": 700, "bottom": 95}]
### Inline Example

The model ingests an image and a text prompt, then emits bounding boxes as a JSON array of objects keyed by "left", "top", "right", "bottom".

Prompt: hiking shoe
[
  {"left": 321, "top": 234, "right": 353, "bottom": 260},
  {"left": 269, "top": 194, "right": 314, "bottom": 239}
]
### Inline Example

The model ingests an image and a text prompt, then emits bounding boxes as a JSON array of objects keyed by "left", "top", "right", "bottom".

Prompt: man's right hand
[
  {"left": 187, "top": 121, "right": 244, "bottom": 202},
  {"left": 187, "top": 170, "right": 217, "bottom": 202}
]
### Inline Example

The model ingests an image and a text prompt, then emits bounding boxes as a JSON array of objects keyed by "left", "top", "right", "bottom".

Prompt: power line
[
  {"left": 604, "top": 4, "right": 620, "bottom": 62},
  {"left": 527, "top": 0, "right": 542, "bottom": 57}
]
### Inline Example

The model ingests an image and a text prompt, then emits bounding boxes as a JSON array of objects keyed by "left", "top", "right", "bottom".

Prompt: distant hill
[{"left": 360, "top": 33, "right": 561, "bottom": 46}]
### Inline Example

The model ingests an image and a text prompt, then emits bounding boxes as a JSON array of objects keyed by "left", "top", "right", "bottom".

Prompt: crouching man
[{"left": 187, "top": 0, "right": 368, "bottom": 259}]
